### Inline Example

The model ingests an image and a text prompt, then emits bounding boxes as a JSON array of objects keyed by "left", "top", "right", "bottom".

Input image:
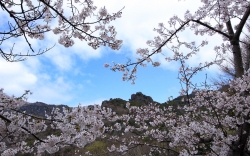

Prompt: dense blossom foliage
[
  {"left": 0, "top": 0, "right": 122, "bottom": 61},
  {"left": 107, "top": 0, "right": 250, "bottom": 82},
  {"left": 105, "top": 69, "right": 250, "bottom": 155},
  {"left": 0, "top": 89, "right": 117, "bottom": 155},
  {"left": 1, "top": 0, "right": 250, "bottom": 155},
  {"left": 104, "top": 0, "right": 250, "bottom": 155}
]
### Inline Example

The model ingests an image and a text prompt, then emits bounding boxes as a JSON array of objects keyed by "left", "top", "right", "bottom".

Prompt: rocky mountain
[
  {"left": 19, "top": 92, "right": 158, "bottom": 117},
  {"left": 14, "top": 89, "right": 228, "bottom": 156},
  {"left": 101, "top": 92, "right": 158, "bottom": 115},
  {"left": 129, "top": 92, "right": 154, "bottom": 104},
  {"left": 19, "top": 102, "right": 69, "bottom": 118},
  {"left": 15, "top": 92, "right": 184, "bottom": 156},
  {"left": 18, "top": 92, "right": 185, "bottom": 118}
]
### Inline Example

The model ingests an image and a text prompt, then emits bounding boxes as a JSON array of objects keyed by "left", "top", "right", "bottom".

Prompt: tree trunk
[
  {"left": 226, "top": 16, "right": 248, "bottom": 155},
  {"left": 226, "top": 18, "right": 245, "bottom": 78},
  {"left": 243, "top": 43, "right": 250, "bottom": 71},
  {"left": 231, "top": 40, "right": 245, "bottom": 78},
  {"left": 230, "top": 122, "right": 250, "bottom": 156}
]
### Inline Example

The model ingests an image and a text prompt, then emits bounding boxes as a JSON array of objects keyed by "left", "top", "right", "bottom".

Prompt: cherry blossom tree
[
  {"left": 0, "top": 88, "right": 118, "bottom": 155},
  {"left": 107, "top": 0, "right": 249, "bottom": 81},
  {"left": 0, "top": 0, "right": 122, "bottom": 155},
  {"left": 104, "top": 67, "right": 250, "bottom": 155},
  {"left": 0, "top": 0, "right": 122, "bottom": 62},
  {"left": 105, "top": 0, "right": 250, "bottom": 155},
  {"left": 2, "top": 0, "right": 250, "bottom": 155},
  {"left": 241, "top": 19, "right": 250, "bottom": 72}
]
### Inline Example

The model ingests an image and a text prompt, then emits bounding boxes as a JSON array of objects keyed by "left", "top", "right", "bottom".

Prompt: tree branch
[
  {"left": 0, "top": 114, "right": 46, "bottom": 143},
  {"left": 226, "top": 19, "right": 234, "bottom": 38},
  {"left": 192, "top": 19, "right": 230, "bottom": 38},
  {"left": 234, "top": 5, "right": 250, "bottom": 40}
]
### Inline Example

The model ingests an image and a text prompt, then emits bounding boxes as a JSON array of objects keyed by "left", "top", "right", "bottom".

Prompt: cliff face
[
  {"left": 101, "top": 92, "right": 155, "bottom": 115},
  {"left": 19, "top": 102, "right": 69, "bottom": 117},
  {"left": 129, "top": 92, "right": 154, "bottom": 104},
  {"left": 102, "top": 98, "right": 128, "bottom": 115},
  {"left": 19, "top": 92, "right": 158, "bottom": 117}
]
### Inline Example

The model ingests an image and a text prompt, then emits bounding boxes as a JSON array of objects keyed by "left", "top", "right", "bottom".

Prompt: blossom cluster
[
  {"left": 104, "top": 69, "right": 250, "bottom": 155},
  {"left": 0, "top": 89, "right": 117, "bottom": 155},
  {"left": 0, "top": 0, "right": 123, "bottom": 61},
  {"left": 1, "top": 0, "right": 250, "bottom": 155},
  {"left": 104, "top": 1, "right": 250, "bottom": 155},
  {"left": 107, "top": 0, "right": 249, "bottom": 82}
]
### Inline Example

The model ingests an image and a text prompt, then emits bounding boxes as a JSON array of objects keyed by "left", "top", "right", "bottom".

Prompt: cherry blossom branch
[
  {"left": 192, "top": 19, "right": 230, "bottom": 38},
  {"left": 0, "top": 0, "right": 123, "bottom": 62},
  {"left": 39, "top": 0, "right": 123, "bottom": 46},
  {"left": 234, "top": 6, "right": 250, "bottom": 40},
  {"left": 0, "top": 114, "right": 46, "bottom": 143}
]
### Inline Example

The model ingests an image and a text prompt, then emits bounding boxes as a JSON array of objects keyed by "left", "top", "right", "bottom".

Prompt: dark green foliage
[
  {"left": 102, "top": 98, "right": 128, "bottom": 115},
  {"left": 128, "top": 118, "right": 136, "bottom": 126},
  {"left": 151, "top": 150, "right": 161, "bottom": 156},
  {"left": 129, "top": 101, "right": 144, "bottom": 107},
  {"left": 109, "top": 98, "right": 127, "bottom": 107},
  {"left": 85, "top": 140, "right": 107, "bottom": 154}
]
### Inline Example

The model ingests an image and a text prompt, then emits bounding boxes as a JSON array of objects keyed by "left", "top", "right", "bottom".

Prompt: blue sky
[{"left": 0, "top": 0, "right": 225, "bottom": 106}]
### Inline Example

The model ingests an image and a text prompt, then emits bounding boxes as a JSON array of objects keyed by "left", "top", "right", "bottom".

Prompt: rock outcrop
[
  {"left": 19, "top": 92, "right": 156, "bottom": 117},
  {"left": 129, "top": 92, "right": 153, "bottom": 105},
  {"left": 101, "top": 98, "right": 128, "bottom": 115},
  {"left": 19, "top": 102, "right": 69, "bottom": 117}
]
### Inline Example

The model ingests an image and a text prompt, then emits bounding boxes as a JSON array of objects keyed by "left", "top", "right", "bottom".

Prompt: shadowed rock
[{"left": 129, "top": 92, "right": 153, "bottom": 105}]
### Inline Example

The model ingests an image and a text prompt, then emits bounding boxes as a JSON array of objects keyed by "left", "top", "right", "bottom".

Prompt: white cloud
[
  {"left": 0, "top": 59, "right": 37, "bottom": 94},
  {"left": 44, "top": 46, "right": 73, "bottom": 71},
  {"left": 0, "top": 58, "right": 77, "bottom": 105},
  {"left": 71, "top": 39, "right": 102, "bottom": 60},
  {"left": 28, "top": 76, "right": 75, "bottom": 104},
  {"left": 92, "top": 0, "right": 223, "bottom": 73},
  {"left": 1, "top": 0, "right": 212, "bottom": 71},
  {"left": 24, "top": 57, "right": 41, "bottom": 72},
  {"left": 0, "top": 0, "right": 230, "bottom": 105}
]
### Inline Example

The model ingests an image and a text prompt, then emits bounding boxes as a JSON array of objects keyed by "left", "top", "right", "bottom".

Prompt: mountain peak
[{"left": 129, "top": 92, "right": 153, "bottom": 105}]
